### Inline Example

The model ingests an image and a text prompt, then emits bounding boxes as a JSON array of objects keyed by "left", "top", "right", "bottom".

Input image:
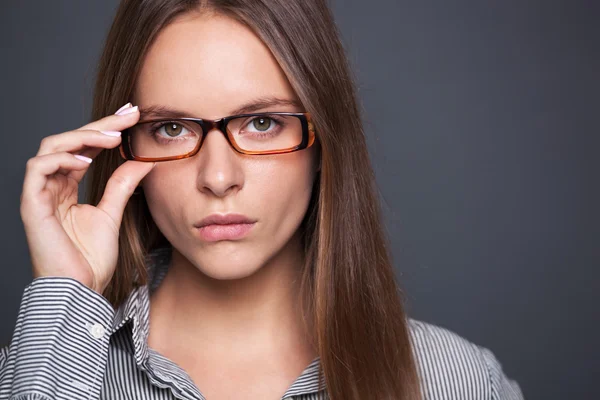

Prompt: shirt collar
[
  {"left": 108, "top": 245, "right": 326, "bottom": 397},
  {"left": 109, "top": 245, "right": 171, "bottom": 366}
]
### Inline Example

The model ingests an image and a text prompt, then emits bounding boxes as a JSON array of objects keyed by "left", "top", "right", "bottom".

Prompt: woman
[{"left": 1, "top": 0, "right": 524, "bottom": 399}]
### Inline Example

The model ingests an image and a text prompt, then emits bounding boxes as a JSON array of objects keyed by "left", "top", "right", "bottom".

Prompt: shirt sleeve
[
  {"left": 0, "top": 276, "right": 115, "bottom": 400},
  {"left": 480, "top": 346, "right": 526, "bottom": 400}
]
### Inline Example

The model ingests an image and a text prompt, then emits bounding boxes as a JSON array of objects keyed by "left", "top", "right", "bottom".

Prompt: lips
[
  {"left": 195, "top": 222, "right": 255, "bottom": 242},
  {"left": 194, "top": 213, "right": 257, "bottom": 228}
]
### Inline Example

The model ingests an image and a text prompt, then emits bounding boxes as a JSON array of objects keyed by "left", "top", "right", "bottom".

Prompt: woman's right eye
[
  {"left": 159, "top": 122, "right": 184, "bottom": 136},
  {"left": 150, "top": 122, "right": 193, "bottom": 139}
]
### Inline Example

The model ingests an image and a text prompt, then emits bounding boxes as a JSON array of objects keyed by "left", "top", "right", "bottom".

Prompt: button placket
[{"left": 86, "top": 322, "right": 106, "bottom": 339}]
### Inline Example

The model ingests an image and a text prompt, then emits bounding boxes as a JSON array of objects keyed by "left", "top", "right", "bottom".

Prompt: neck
[{"left": 147, "top": 231, "right": 316, "bottom": 366}]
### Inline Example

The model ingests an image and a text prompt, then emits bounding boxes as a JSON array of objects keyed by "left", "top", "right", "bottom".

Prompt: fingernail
[
  {"left": 114, "top": 102, "right": 132, "bottom": 115},
  {"left": 152, "top": 162, "right": 157, "bottom": 168},
  {"left": 116, "top": 105, "right": 138, "bottom": 116},
  {"left": 75, "top": 154, "right": 93, "bottom": 163},
  {"left": 100, "top": 130, "right": 122, "bottom": 137}
]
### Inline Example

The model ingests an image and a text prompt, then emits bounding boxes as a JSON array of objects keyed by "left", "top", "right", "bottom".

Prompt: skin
[{"left": 132, "top": 11, "right": 320, "bottom": 399}]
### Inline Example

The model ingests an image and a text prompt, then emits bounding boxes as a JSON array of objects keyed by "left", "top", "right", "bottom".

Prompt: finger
[
  {"left": 37, "top": 103, "right": 138, "bottom": 155},
  {"left": 96, "top": 160, "right": 156, "bottom": 229},
  {"left": 65, "top": 145, "right": 106, "bottom": 183},
  {"left": 79, "top": 104, "right": 140, "bottom": 133},
  {"left": 35, "top": 104, "right": 139, "bottom": 156},
  {"left": 36, "top": 129, "right": 122, "bottom": 157},
  {"left": 22, "top": 152, "right": 93, "bottom": 200}
]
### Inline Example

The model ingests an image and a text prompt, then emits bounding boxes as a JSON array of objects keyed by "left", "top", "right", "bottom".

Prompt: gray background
[{"left": 1, "top": 1, "right": 598, "bottom": 399}]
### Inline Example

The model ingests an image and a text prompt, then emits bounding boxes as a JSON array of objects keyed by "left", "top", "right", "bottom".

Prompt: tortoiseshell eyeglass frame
[{"left": 119, "top": 111, "right": 317, "bottom": 162}]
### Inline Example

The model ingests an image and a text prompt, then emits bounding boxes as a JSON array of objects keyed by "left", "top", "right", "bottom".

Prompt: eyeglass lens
[{"left": 127, "top": 113, "right": 303, "bottom": 157}]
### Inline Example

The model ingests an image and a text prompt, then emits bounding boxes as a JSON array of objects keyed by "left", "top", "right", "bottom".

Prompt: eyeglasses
[{"left": 119, "top": 111, "right": 317, "bottom": 162}]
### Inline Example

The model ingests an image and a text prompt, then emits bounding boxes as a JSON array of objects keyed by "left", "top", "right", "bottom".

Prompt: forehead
[{"left": 133, "top": 12, "right": 298, "bottom": 118}]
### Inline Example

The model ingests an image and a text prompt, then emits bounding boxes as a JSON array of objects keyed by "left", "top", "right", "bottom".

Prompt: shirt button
[{"left": 88, "top": 323, "right": 106, "bottom": 339}]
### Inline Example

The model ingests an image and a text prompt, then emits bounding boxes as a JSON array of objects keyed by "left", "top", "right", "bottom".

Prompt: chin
[
  {"left": 201, "top": 268, "right": 258, "bottom": 281},
  {"left": 191, "top": 254, "right": 265, "bottom": 281}
]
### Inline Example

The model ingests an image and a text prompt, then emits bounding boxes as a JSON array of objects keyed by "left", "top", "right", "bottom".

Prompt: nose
[{"left": 195, "top": 126, "right": 243, "bottom": 197}]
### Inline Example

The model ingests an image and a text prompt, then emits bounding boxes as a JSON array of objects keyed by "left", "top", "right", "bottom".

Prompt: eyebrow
[{"left": 138, "top": 97, "right": 303, "bottom": 120}]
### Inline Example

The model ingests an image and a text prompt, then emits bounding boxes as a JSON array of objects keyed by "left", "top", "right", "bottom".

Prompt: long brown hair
[{"left": 87, "top": 0, "right": 423, "bottom": 399}]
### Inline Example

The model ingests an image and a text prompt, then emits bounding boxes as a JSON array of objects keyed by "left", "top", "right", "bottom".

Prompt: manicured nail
[
  {"left": 100, "top": 130, "right": 122, "bottom": 137},
  {"left": 114, "top": 103, "right": 132, "bottom": 115},
  {"left": 75, "top": 154, "right": 93, "bottom": 163},
  {"left": 116, "top": 105, "right": 138, "bottom": 116}
]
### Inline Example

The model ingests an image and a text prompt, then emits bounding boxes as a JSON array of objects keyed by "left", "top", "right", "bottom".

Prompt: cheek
[
  {"left": 140, "top": 169, "right": 189, "bottom": 233},
  {"left": 255, "top": 146, "right": 317, "bottom": 191},
  {"left": 143, "top": 169, "right": 178, "bottom": 202},
  {"left": 252, "top": 155, "right": 315, "bottom": 229}
]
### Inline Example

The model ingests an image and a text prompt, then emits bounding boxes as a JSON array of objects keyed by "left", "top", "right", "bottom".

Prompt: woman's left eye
[{"left": 248, "top": 117, "right": 274, "bottom": 131}]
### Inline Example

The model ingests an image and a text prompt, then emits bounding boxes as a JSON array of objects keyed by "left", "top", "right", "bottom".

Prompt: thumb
[{"left": 96, "top": 161, "right": 157, "bottom": 229}]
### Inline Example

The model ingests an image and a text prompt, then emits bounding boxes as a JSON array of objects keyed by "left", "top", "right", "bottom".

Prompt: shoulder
[
  {"left": 0, "top": 343, "right": 8, "bottom": 365},
  {"left": 407, "top": 318, "right": 525, "bottom": 400}
]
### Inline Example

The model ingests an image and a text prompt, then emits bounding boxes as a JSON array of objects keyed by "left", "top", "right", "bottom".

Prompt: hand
[{"left": 19, "top": 103, "right": 155, "bottom": 295}]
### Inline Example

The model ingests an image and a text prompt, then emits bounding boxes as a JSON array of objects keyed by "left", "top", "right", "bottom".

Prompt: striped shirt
[{"left": 0, "top": 246, "right": 524, "bottom": 399}]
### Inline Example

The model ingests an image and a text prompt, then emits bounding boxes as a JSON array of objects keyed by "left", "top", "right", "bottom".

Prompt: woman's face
[{"left": 134, "top": 12, "right": 319, "bottom": 280}]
